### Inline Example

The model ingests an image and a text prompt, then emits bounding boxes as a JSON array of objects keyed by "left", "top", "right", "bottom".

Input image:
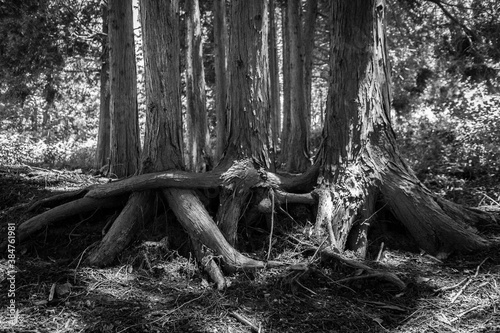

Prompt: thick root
[
  {"left": 87, "top": 191, "right": 154, "bottom": 266},
  {"left": 163, "top": 188, "right": 283, "bottom": 271},
  {"left": 381, "top": 165, "right": 490, "bottom": 257},
  {"left": 17, "top": 196, "right": 127, "bottom": 243}
]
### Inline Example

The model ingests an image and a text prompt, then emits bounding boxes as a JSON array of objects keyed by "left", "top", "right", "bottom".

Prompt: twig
[
  {"left": 376, "top": 242, "right": 385, "bottom": 262},
  {"left": 119, "top": 292, "right": 207, "bottom": 332},
  {"left": 450, "top": 257, "right": 489, "bottom": 303},
  {"left": 230, "top": 311, "right": 260, "bottom": 332},
  {"left": 436, "top": 277, "right": 468, "bottom": 293},
  {"left": 450, "top": 305, "right": 482, "bottom": 323},
  {"left": 266, "top": 189, "right": 275, "bottom": 261}
]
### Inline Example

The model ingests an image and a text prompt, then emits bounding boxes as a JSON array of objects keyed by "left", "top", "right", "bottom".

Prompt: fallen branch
[
  {"left": 315, "top": 245, "right": 406, "bottom": 289},
  {"left": 230, "top": 311, "right": 260, "bottom": 332}
]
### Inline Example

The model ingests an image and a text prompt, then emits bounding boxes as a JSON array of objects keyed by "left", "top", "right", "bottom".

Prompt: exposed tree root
[
  {"left": 28, "top": 187, "right": 93, "bottom": 212},
  {"left": 163, "top": 188, "right": 283, "bottom": 271},
  {"left": 14, "top": 158, "right": 497, "bottom": 289},
  {"left": 84, "top": 161, "right": 319, "bottom": 199},
  {"left": 381, "top": 162, "right": 491, "bottom": 257},
  {"left": 17, "top": 195, "right": 128, "bottom": 243},
  {"left": 191, "top": 240, "right": 226, "bottom": 290},
  {"left": 87, "top": 191, "right": 154, "bottom": 266},
  {"left": 315, "top": 245, "right": 406, "bottom": 290}
]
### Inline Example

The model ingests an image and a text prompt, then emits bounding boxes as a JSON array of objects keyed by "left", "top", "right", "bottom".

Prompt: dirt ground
[{"left": 1, "top": 166, "right": 499, "bottom": 333}]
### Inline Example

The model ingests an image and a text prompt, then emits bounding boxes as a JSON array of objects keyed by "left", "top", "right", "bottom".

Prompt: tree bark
[
  {"left": 89, "top": 0, "right": 184, "bottom": 266},
  {"left": 217, "top": 0, "right": 274, "bottom": 245},
  {"left": 316, "top": 0, "right": 490, "bottom": 258},
  {"left": 302, "top": 0, "right": 318, "bottom": 141},
  {"left": 108, "top": 0, "right": 140, "bottom": 178},
  {"left": 213, "top": 0, "right": 228, "bottom": 162},
  {"left": 280, "top": 3, "right": 290, "bottom": 167},
  {"left": 95, "top": 3, "right": 111, "bottom": 169},
  {"left": 269, "top": 0, "right": 280, "bottom": 170},
  {"left": 286, "top": 0, "right": 310, "bottom": 173},
  {"left": 185, "top": 0, "right": 209, "bottom": 172}
]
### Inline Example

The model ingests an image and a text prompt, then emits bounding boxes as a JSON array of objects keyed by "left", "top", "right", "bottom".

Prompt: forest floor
[{"left": 0, "top": 165, "right": 499, "bottom": 333}]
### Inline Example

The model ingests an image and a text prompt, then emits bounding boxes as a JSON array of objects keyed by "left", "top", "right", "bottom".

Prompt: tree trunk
[
  {"left": 95, "top": 3, "right": 111, "bottom": 170},
  {"left": 89, "top": 0, "right": 184, "bottom": 267},
  {"left": 280, "top": 3, "right": 290, "bottom": 168},
  {"left": 316, "top": 0, "right": 490, "bottom": 258},
  {"left": 108, "top": 0, "right": 140, "bottom": 178},
  {"left": 218, "top": 0, "right": 272, "bottom": 244},
  {"left": 213, "top": 0, "right": 228, "bottom": 162},
  {"left": 269, "top": 0, "right": 280, "bottom": 171},
  {"left": 185, "top": 0, "right": 209, "bottom": 172},
  {"left": 302, "top": 0, "right": 317, "bottom": 142},
  {"left": 286, "top": 0, "right": 310, "bottom": 173}
]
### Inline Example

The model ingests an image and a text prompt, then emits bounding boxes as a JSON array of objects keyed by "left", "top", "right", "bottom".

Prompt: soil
[{"left": 1, "top": 165, "right": 499, "bottom": 333}]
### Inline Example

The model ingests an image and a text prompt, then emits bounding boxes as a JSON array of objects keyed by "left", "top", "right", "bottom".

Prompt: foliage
[
  {"left": 0, "top": 0, "right": 101, "bottom": 101},
  {"left": 395, "top": 78, "right": 500, "bottom": 204}
]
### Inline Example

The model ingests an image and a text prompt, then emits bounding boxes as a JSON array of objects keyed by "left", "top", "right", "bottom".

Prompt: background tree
[
  {"left": 185, "top": 0, "right": 209, "bottom": 172},
  {"left": 213, "top": 0, "right": 228, "bottom": 161},
  {"left": 108, "top": 0, "right": 140, "bottom": 178},
  {"left": 285, "top": 0, "right": 310, "bottom": 172},
  {"left": 95, "top": 3, "right": 111, "bottom": 170},
  {"left": 302, "top": 0, "right": 318, "bottom": 141}
]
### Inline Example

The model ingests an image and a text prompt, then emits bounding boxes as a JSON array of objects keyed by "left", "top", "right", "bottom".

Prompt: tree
[
  {"left": 302, "top": 0, "right": 318, "bottom": 139},
  {"left": 269, "top": 0, "right": 281, "bottom": 170},
  {"left": 280, "top": 3, "right": 291, "bottom": 168},
  {"left": 13, "top": 0, "right": 497, "bottom": 289},
  {"left": 216, "top": 0, "right": 273, "bottom": 245},
  {"left": 314, "top": 0, "right": 490, "bottom": 258},
  {"left": 284, "top": 0, "right": 310, "bottom": 172},
  {"left": 108, "top": 0, "right": 140, "bottom": 178},
  {"left": 213, "top": 0, "right": 228, "bottom": 161},
  {"left": 95, "top": 3, "right": 111, "bottom": 170},
  {"left": 185, "top": 0, "right": 210, "bottom": 171}
]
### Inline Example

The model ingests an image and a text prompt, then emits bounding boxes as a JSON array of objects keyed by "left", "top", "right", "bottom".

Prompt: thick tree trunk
[
  {"left": 218, "top": 0, "right": 272, "bottom": 244},
  {"left": 88, "top": 0, "right": 185, "bottom": 267},
  {"left": 108, "top": 0, "right": 140, "bottom": 178},
  {"left": 95, "top": 4, "right": 111, "bottom": 170},
  {"left": 286, "top": 0, "right": 310, "bottom": 173},
  {"left": 185, "top": 0, "right": 209, "bottom": 172},
  {"left": 316, "top": 0, "right": 490, "bottom": 258},
  {"left": 213, "top": 0, "right": 228, "bottom": 162}
]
